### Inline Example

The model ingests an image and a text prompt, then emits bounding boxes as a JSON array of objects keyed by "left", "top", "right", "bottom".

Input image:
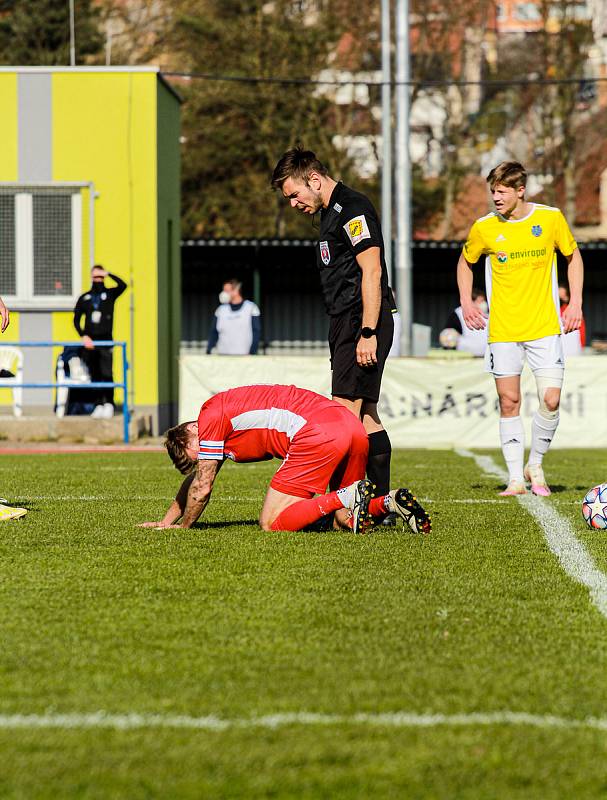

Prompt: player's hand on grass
[
  {"left": 461, "top": 301, "right": 487, "bottom": 331},
  {"left": 137, "top": 521, "right": 171, "bottom": 528},
  {"left": 562, "top": 302, "right": 582, "bottom": 333},
  {"left": 138, "top": 521, "right": 187, "bottom": 529}
]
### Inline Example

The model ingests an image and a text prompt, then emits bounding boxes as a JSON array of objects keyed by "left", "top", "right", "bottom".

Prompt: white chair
[
  {"left": 55, "top": 353, "right": 90, "bottom": 417},
  {"left": 0, "top": 346, "right": 23, "bottom": 417}
]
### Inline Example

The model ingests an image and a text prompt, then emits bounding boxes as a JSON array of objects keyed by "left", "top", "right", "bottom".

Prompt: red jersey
[{"left": 197, "top": 384, "right": 340, "bottom": 463}]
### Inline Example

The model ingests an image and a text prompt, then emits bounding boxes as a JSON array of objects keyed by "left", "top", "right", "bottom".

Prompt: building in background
[{"left": 0, "top": 66, "right": 180, "bottom": 432}]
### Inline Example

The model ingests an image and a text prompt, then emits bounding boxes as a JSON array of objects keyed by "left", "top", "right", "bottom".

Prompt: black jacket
[{"left": 73, "top": 274, "right": 127, "bottom": 339}]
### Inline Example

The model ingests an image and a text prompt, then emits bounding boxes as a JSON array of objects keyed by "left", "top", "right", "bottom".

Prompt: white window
[
  {"left": 0, "top": 186, "right": 82, "bottom": 308},
  {"left": 515, "top": 2, "right": 541, "bottom": 21}
]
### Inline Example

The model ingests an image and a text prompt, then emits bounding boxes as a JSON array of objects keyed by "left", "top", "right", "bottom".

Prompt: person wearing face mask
[
  {"left": 73, "top": 265, "right": 127, "bottom": 418},
  {"left": 206, "top": 278, "right": 261, "bottom": 355},
  {"left": 442, "top": 288, "right": 489, "bottom": 357}
]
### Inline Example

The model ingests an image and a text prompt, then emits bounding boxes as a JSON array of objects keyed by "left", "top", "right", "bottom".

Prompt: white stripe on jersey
[
  {"left": 230, "top": 407, "right": 307, "bottom": 440},
  {"left": 531, "top": 203, "right": 560, "bottom": 212}
]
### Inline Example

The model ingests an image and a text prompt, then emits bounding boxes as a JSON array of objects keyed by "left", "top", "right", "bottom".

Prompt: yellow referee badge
[{"left": 344, "top": 215, "right": 371, "bottom": 246}]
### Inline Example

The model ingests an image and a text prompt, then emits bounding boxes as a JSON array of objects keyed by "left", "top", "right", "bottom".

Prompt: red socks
[
  {"left": 270, "top": 493, "right": 390, "bottom": 532},
  {"left": 368, "top": 495, "right": 389, "bottom": 519},
  {"left": 270, "top": 492, "right": 344, "bottom": 531}
]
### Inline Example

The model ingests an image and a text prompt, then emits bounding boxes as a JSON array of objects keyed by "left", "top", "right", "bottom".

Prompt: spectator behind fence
[
  {"left": 73, "top": 265, "right": 127, "bottom": 419},
  {"left": 441, "top": 288, "right": 489, "bottom": 356},
  {"left": 559, "top": 284, "right": 586, "bottom": 356},
  {"left": 207, "top": 279, "right": 261, "bottom": 355}
]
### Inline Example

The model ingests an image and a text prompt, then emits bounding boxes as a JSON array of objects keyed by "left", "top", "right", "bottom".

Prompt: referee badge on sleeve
[
  {"left": 320, "top": 241, "right": 331, "bottom": 265},
  {"left": 344, "top": 215, "right": 371, "bottom": 246}
]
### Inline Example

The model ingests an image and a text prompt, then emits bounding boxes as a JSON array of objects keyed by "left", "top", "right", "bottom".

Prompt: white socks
[
  {"left": 336, "top": 483, "right": 356, "bottom": 509},
  {"left": 499, "top": 416, "right": 525, "bottom": 482},
  {"left": 528, "top": 410, "right": 559, "bottom": 466}
]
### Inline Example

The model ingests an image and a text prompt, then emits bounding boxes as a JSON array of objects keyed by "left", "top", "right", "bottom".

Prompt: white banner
[{"left": 179, "top": 354, "right": 607, "bottom": 448}]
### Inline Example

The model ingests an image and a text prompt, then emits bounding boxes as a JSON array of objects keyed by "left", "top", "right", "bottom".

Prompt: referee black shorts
[{"left": 329, "top": 300, "right": 394, "bottom": 403}]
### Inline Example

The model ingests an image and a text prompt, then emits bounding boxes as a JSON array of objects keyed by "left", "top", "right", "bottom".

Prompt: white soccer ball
[
  {"left": 439, "top": 327, "right": 460, "bottom": 350},
  {"left": 582, "top": 483, "right": 607, "bottom": 529}
]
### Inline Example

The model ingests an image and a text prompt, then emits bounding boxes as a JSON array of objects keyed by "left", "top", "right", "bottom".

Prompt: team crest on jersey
[
  {"left": 531, "top": 224, "right": 542, "bottom": 237},
  {"left": 497, "top": 251, "right": 508, "bottom": 263},
  {"left": 344, "top": 215, "right": 371, "bottom": 246},
  {"left": 319, "top": 240, "right": 331, "bottom": 265}
]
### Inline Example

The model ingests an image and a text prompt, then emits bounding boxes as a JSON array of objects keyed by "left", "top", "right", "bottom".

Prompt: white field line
[
  {"left": 1, "top": 710, "right": 607, "bottom": 732},
  {"left": 4, "top": 495, "right": 582, "bottom": 506},
  {"left": 8, "top": 495, "right": 261, "bottom": 502},
  {"left": 456, "top": 448, "right": 607, "bottom": 619}
]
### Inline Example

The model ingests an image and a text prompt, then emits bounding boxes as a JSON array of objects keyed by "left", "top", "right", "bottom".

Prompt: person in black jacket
[
  {"left": 73, "top": 265, "right": 127, "bottom": 418},
  {"left": 271, "top": 147, "right": 395, "bottom": 509}
]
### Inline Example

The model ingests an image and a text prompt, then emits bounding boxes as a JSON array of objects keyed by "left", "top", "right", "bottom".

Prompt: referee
[{"left": 271, "top": 147, "right": 394, "bottom": 501}]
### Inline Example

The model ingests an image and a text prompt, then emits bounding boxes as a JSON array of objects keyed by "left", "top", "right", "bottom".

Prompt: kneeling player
[{"left": 139, "top": 384, "right": 431, "bottom": 534}]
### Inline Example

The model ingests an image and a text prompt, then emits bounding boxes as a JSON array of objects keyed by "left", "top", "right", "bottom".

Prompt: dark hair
[
  {"left": 486, "top": 161, "right": 527, "bottom": 191},
  {"left": 471, "top": 287, "right": 486, "bottom": 301},
  {"left": 271, "top": 146, "right": 329, "bottom": 190},
  {"left": 164, "top": 422, "right": 196, "bottom": 474},
  {"left": 225, "top": 278, "right": 242, "bottom": 291}
]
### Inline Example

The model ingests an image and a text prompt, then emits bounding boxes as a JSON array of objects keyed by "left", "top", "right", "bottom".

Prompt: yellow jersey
[{"left": 462, "top": 203, "right": 577, "bottom": 343}]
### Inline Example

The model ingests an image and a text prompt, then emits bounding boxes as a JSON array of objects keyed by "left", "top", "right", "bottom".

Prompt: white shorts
[{"left": 485, "top": 335, "right": 564, "bottom": 377}]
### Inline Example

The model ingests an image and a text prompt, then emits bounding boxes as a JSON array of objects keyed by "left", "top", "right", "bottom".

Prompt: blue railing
[{"left": 4, "top": 341, "right": 130, "bottom": 443}]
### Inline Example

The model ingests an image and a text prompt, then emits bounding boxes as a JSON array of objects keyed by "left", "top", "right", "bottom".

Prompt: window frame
[{"left": 0, "top": 182, "right": 92, "bottom": 311}]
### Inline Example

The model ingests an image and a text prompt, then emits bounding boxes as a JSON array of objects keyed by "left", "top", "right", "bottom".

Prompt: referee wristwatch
[{"left": 360, "top": 327, "right": 377, "bottom": 339}]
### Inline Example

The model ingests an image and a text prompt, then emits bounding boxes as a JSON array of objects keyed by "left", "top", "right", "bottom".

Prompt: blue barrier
[{"left": 5, "top": 341, "right": 130, "bottom": 443}]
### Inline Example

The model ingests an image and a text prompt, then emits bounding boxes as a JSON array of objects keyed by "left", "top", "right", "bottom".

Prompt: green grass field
[{"left": 1, "top": 448, "right": 607, "bottom": 798}]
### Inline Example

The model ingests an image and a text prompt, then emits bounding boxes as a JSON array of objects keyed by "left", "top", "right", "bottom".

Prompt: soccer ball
[
  {"left": 582, "top": 484, "right": 607, "bottom": 529},
  {"left": 439, "top": 327, "right": 460, "bottom": 349}
]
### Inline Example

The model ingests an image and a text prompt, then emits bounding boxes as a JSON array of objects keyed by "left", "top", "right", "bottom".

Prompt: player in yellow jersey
[
  {"left": 0, "top": 294, "right": 27, "bottom": 521},
  {"left": 456, "top": 161, "right": 584, "bottom": 496}
]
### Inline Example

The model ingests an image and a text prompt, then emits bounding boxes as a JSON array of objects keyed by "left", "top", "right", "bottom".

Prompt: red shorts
[{"left": 270, "top": 406, "right": 368, "bottom": 499}]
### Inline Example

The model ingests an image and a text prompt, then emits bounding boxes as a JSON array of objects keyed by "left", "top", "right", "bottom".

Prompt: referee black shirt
[{"left": 317, "top": 182, "right": 390, "bottom": 316}]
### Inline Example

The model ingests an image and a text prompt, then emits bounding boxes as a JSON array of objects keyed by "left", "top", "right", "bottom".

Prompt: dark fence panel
[{"left": 181, "top": 240, "right": 607, "bottom": 350}]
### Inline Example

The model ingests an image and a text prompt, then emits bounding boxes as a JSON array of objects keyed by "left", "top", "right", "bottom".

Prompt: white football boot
[
  {"left": 524, "top": 463, "right": 551, "bottom": 497},
  {"left": 0, "top": 503, "right": 27, "bottom": 521}
]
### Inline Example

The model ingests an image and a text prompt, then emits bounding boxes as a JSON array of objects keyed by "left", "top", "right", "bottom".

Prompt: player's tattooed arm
[
  {"left": 178, "top": 459, "right": 221, "bottom": 528},
  {"left": 138, "top": 462, "right": 222, "bottom": 529},
  {"left": 137, "top": 472, "right": 196, "bottom": 528}
]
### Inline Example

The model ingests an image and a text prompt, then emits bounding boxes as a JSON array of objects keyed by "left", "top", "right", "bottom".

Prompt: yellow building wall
[
  {"left": 0, "top": 73, "right": 18, "bottom": 180},
  {"left": 52, "top": 72, "right": 158, "bottom": 408}
]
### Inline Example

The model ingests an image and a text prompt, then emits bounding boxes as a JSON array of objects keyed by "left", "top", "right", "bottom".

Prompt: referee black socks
[{"left": 366, "top": 429, "right": 392, "bottom": 496}]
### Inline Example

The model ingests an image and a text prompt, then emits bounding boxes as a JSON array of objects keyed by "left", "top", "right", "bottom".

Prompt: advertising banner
[{"left": 179, "top": 355, "right": 607, "bottom": 448}]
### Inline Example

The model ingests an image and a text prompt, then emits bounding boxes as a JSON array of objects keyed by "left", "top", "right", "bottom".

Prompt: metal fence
[
  {"left": 181, "top": 239, "right": 607, "bottom": 351},
  {"left": 0, "top": 340, "right": 130, "bottom": 443}
]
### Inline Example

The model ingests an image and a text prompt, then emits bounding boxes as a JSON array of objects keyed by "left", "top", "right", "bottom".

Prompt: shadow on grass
[
  {"left": 193, "top": 519, "right": 259, "bottom": 529},
  {"left": 492, "top": 483, "right": 568, "bottom": 494}
]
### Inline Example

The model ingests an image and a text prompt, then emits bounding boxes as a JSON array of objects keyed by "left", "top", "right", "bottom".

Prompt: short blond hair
[
  {"left": 487, "top": 161, "right": 527, "bottom": 191},
  {"left": 164, "top": 422, "right": 196, "bottom": 474}
]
